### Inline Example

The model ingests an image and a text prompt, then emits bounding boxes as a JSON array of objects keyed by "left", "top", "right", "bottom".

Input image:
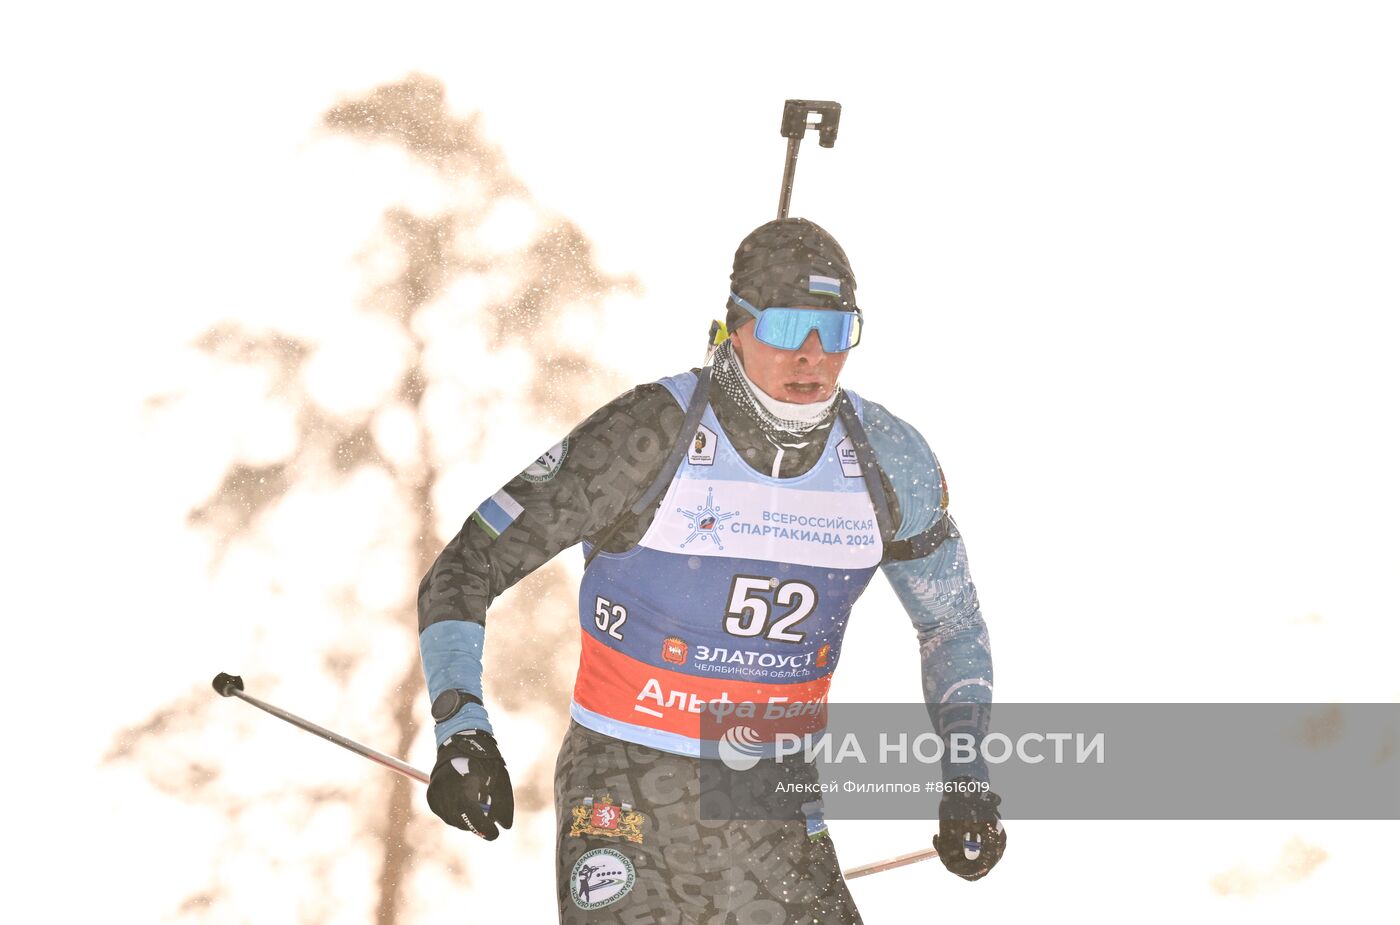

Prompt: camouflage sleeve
[
  {"left": 418, "top": 382, "right": 686, "bottom": 743},
  {"left": 865, "top": 399, "right": 995, "bottom": 784}
]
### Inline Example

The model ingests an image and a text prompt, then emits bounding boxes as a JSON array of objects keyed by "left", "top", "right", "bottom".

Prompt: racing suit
[{"left": 418, "top": 366, "right": 993, "bottom": 923}]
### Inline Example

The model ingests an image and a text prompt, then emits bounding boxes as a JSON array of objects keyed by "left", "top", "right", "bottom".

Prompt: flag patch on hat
[
  {"left": 471, "top": 489, "right": 523, "bottom": 538},
  {"left": 808, "top": 275, "right": 842, "bottom": 298}
]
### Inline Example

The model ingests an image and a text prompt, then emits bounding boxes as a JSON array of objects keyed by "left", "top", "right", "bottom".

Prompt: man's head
[{"left": 725, "top": 218, "right": 859, "bottom": 404}]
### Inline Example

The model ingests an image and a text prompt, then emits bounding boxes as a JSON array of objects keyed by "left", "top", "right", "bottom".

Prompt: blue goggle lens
[{"left": 753, "top": 307, "right": 862, "bottom": 352}]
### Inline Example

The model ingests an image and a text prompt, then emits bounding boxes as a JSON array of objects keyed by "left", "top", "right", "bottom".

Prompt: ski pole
[
  {"left": 212, "top": 672, "right": 428, "bottom": 784},
  {"left": 212, "top": 672, "right": 938, "bottom": 878},
  {"left": 842, "top": 845, "right": 939, "bottom": 880},
  {"left": 776, "top": 99, "right": 842, "bottom": 219}
]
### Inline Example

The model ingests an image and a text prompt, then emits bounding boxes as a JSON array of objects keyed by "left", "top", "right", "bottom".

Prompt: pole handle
[
  {"left": 780, "top": 99, "right": 842, "bottom": 147},
  {"left": 775, "top": 99, "right": 843, "bottom": 219}
]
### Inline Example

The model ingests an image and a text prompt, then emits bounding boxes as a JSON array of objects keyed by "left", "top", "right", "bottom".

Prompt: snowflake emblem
[{"left": 677, "top": 487, "right": 739, "bottom": 549}]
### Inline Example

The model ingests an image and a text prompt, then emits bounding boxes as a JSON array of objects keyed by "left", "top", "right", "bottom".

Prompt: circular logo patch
[
  {"left": 521, "top": 438, "right": 569, "bottom": 483},
  {"left": 570, "top": 847, "right": 636, "bottom": 910}
]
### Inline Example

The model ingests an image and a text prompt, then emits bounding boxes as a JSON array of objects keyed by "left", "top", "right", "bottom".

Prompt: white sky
[{"left": 3, "top": 2, "right": 1397, "bottom": 922}]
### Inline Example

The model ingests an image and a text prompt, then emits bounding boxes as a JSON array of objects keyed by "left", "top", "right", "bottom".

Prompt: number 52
[
  {"left": 594, "top": 596, "right": 628, "bottom": 640},
  {"left": 724, "top": 575, "right": 817, "bottom": 643}
]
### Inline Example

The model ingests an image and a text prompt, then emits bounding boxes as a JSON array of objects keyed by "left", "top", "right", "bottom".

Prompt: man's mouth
[{"left": 784, "top": 381, "right": 824, "bottom": 398}]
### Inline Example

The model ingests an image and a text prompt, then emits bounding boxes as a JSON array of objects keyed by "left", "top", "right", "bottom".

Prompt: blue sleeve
[
  {"left": 865, "top": 399, "right": 995, "bottom": 784},
  {"left": 419, "top": 621, "right": 493, "bottom": 744}
]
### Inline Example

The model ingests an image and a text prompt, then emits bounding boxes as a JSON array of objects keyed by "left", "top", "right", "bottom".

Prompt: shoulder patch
[
  {"left": 521, "top": 438, "right": 569, "bottom": 483},
  {"left": 471, "top": 489, "right": 523, "bottom": 539}
]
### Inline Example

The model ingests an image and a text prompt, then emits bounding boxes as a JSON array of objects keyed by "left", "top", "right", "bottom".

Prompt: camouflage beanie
[{"left": 725, "top": 217, "right": 858, "bottom": 333}]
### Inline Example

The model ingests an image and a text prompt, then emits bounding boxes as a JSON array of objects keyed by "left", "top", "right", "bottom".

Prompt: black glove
[
  {"left": 427, "top": 730, "right": 515, "bottom": 840},
  {"left": 934, "top": 779, "right": 1006, "bottom": 881}
]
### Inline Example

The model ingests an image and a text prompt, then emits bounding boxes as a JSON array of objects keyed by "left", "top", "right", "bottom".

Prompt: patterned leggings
[{"left": 554, "top": 721, "right": 862, "bottom": 925}]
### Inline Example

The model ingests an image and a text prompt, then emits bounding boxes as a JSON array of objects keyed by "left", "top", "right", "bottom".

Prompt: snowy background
[{"left": 4, "top": 2, "right": 1398, "bottom": 923}]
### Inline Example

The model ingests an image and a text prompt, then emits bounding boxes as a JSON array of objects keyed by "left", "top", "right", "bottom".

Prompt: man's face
[{"left": 730, "top": 307, "right": 850, "bottom": 404}]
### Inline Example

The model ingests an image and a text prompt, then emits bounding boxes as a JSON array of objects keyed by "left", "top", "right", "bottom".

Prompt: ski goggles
[{"left": 729, "top": 292, "right": 863, "bottom": 353}]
